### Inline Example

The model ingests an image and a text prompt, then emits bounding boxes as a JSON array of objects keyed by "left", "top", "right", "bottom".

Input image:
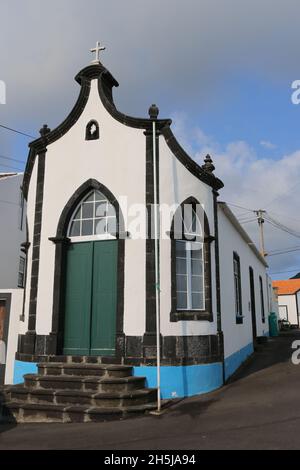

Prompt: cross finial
[{"left": 90, "top": 41, "right": 106, "bottom": 64}]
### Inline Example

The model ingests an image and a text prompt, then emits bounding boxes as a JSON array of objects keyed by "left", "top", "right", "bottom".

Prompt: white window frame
[
  {"left": 176, "top": 240, "right": 205, "bottom": 311},
  {"left": 67, "top": 190, "right": 117, "bottom": 243}
]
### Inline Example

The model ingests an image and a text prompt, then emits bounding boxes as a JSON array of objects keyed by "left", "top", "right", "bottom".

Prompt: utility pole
[{"left": 255, "top": 209, "right": 266, "bottom": 257}]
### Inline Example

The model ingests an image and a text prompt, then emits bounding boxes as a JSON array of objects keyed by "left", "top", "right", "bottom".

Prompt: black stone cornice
[
  {"left": 75, "top": 63, "right": 119, "bottom": 87},
  {"left": 160, "top": 125, "right": 224, "bottom": 191},
  {"left": 22, "top": 62, "right": 223, "bottom": 198},
  {"left": 97, "top": 70, "right": 172, "bottom": 130}
]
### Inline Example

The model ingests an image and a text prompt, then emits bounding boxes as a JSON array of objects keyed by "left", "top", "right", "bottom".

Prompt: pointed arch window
[
  {"left": 170, "top": 199, "right": 213, "bottom": 322},
  {"left": 68, "top": 190, "right": 117, "bottom": 240}
]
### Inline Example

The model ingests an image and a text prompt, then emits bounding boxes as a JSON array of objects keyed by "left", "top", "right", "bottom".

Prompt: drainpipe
[{"left": 150, "top": 104, "right": 161, "bottom": 412}]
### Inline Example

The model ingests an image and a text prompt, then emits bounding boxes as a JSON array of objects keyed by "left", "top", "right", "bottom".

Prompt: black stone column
[
  {"left": 24, "top": 125, "right": 50, "bottom": 354},
  {"left": 143, "top": 106, "right": 160, "bottom": 358}
]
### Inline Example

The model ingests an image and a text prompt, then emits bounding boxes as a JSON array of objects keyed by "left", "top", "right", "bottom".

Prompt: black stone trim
[
  {"left": 170, "top": 311, "right": 212, "bottom": 322},
  {"left": 27, "top": 152, "right": 46, "bottom": 334},
  {"left": 16, "top": 334, "right": 222, "bottom": 365},
  {"left": 23, "top": 63, "right": 223, "bottom": 199},
  {"left": 170, "top": 197, "right": 213, "bottom": 322},
  {"left": 160, "top": 125, "right": 224, "bottom": 191},
  {"left": 50, "top": 179, "right": 125, "bottom": 357},
  {"left": 143, "top": 126, "right": 160, "bottom": 356}
]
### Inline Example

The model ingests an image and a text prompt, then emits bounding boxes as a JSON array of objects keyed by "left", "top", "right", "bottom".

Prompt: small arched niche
[{"left": 85, "top": 120, "right": 99, "bottom": 141}]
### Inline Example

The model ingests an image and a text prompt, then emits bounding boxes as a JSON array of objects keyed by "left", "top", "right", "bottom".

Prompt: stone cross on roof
[{"left": 90, "top": 41, "right": 106, "bottom": 64}]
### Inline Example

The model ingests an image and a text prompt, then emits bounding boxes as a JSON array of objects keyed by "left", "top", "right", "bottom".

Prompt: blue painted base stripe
[
  {"left": 134, "top": 363, "right": 223, "bottom": 399},
  {"left": 13, "top": 360, "right": 37, "bottom": 384},
  {"left": 224, "top": 342, "right": 254, "bottom": 380}
]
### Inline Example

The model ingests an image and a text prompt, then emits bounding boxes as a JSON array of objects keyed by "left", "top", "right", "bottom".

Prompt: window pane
[
  {"left": 176, "top": 257, "right": 186, "bottom": 274},
  {"left": 73, "top": 206, "right": 81, "bottom": 220},
  {"left": 95, "top": 201, "right": 107, "bottom": 217},
  {"left": 177, "top": 292, "right": 187, "bottom": 309},
  {"left": 106, "top": 217, "right": 117, "bottom": 235},
  {"left": 84, "top": 192, "right": 95, "bottom": 202},
  {"left": 107, "top": 203, "right": 116, "bottom": 217},
  {"left": 82, "top": 202, "right": 94, "bottom": 219},
  {"left": 191, "top": 257, "right": 203, "bottom": 275},
  {"left": 192, "top": 292, "right": 204, "bottom": 309},
  {"left": 191, "top": 243, "right": 202, "bottom": 259},
  {"left": 70, "top": 220, "right": 80, "bottom": 236},
  {"left": 176, "top": 274, "right": 187, "bottom": 292},
  {"left": 95, "top": 218, "right": 106, "bottom": 235},
  {"left": 191, "top": 275, "right": 203, "bottom": 292},
  {"left": 176, "top": 241, "right": 186, "bottom": 258},
  {"left": 82, "top": 219, "right": 93, "bottom": 236},
  {"left": 95, "top": 191, "right": 106, "bottom": 201}
]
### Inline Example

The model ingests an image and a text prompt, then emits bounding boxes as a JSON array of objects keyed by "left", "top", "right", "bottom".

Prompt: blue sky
[{"left": 1, "top": 0, "right": 300, "bottom": 279}]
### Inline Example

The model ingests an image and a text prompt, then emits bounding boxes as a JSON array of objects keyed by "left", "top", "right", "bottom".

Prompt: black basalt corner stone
[
  {"left": 126, "top": 336, "right": 143, "bottom": 358},
  {"left": 163, "top": 336, "right": 176, "bottom": 358}
]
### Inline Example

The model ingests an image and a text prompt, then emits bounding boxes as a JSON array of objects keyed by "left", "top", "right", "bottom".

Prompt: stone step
[
  {"left": 38, "top": 362, "right": 133, "bottom": 378},
  {"left": 1, "top": 401, "right": 159, "bottom": 423},
  {"left": 9, "top": 386, "right": 156, "bottom": 408},
  {"left": 24, "top": 374, "right": 146, "bottom": 392}
]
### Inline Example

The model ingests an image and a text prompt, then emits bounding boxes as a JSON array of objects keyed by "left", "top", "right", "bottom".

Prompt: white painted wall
[
  {"left": 29, "top": 80, "right": 146, "bottom": 337},
  {"left": 0, "top": 289, "right": 23, "bottom": 384},
  {"left": 159, "top": 137, "right": 218, "bottom": 337},
  {"left": 278, "top": 294, "right": 299, "bottom": 326},
  {"left": 218, "top": 206, "right": 269, "bottom": 360},
  {"left": 0, "top": 174, "right": 26, "bottom": 289}
]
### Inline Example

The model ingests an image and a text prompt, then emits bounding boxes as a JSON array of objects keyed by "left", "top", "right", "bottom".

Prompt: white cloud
[
  {"left": 260, "top": 140, "right": 277, "bottom": 150},
  {"left": 171, "top": 113, "right": 300, "bottom": 279}
]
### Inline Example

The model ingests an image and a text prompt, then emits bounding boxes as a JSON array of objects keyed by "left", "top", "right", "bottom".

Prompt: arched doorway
[{"left": 63, "top": 189, "right": 118, "bottom": 356}]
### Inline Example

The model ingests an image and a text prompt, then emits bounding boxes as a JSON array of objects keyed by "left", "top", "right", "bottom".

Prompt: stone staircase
[{"left": 0, "top": 360, "right": 157, "bottom": 423}]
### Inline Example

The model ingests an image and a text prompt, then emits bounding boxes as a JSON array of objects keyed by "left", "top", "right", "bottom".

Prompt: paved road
[{"left": 1, "top": 330, "right": 300, "bottom": 450}]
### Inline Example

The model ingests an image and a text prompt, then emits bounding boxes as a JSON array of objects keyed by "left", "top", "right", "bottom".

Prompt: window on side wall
[
  {"left": 18, "top": 256, "right": 26, "bottom": 288},
  {"left": 170, "top": 198, "right": 213, "bottom": 322},
  {"left": 259, "top": 275, "right": 266, "bottom": 323},
  {"left": 233, "top": 252, "right": 243, "bottom": 324}
]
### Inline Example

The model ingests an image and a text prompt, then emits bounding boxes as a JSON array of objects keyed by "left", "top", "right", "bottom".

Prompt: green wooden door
[
  {"left": 63, "top": 240, "right": 118, "bottom": 356},
  {"left": 63, "top": 242, "right": 93, "bottom": 355},
  {"left": 91, "top": 241, "right": 118, "bottom": 355}
]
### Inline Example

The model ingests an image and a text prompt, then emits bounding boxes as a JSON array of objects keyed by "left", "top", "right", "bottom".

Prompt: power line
[
  {"left": 0, "top": 123, "right": 35, "bottom": 139},
  {"left": 225, "top": 201, "right": 254, "bottom": 212},
  {"left": 269, "top": 268, "right": 299, "bottom": 275},
  {"left": 0, "top": 161, "right": 25, "bottom": 172},
  {"left": 0, "top": 154, "right": 27, "bottom": 165},
  {"left": 268, "top": 247, "right": 300, "bottom": 257}
]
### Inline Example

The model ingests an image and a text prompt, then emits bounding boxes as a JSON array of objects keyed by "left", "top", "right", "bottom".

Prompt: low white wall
[{"left": 0, "top": 289, "right": 23, "bottom": 384}]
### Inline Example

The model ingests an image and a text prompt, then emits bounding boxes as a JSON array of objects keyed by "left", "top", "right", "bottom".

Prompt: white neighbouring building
[
  {"left": 273, "top": 279, "right": 300, "bottom": 327},
  {"left": 6, "top": 55, "right": 271, "bottom": 399},
  {"left": 0, "top": 173, "right": 26, "bottom": 385}
]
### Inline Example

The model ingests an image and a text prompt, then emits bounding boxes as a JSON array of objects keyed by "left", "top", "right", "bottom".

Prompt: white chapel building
[{"left": 3, "top": 49, "right": 270, "bottom": 410}]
